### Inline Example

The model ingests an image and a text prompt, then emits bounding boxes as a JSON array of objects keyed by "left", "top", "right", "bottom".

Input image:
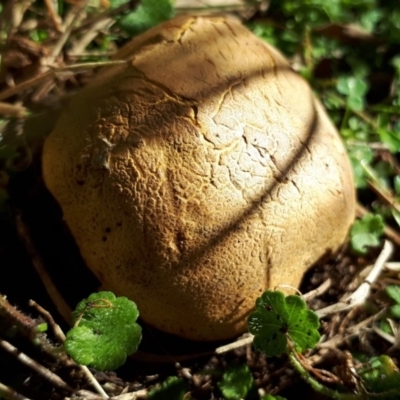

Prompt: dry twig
[
  {"left": 0, "top": 339, "right": 73, "bottom": 391},
  {"left": 27, "top": 300, "right": 108, "bottom": 398},
  {"left": 43, "top": 0, "right": 63, "bottom": 32},
  {"left": 0, "top": 60, "right": 127, "bottom": 102},
  {"left": 15, "top": 212, "right": 73, "bottom": 325},
  {"left": 215, "top": 333, "right": 253, "bottom": 354},
  {"left": 0, "top": 381, "right": 31, "bottom": 400},
  {"left": 29, "top": 299, "right": 66, "bottom": 343},
  {"left": 316, "top": 240, "right": 394, "bottom": 319},
  {"left": 302, "top": 278, "right": 332, "bottom": 301},
  {"left": 0, "top": 102, "right": 28, "bottom": 118},
  {"left": 216, "top": 241, "right": 393, "bottom": 355},
  {"left": 317, "top": 307, "right": 389, "bottom": 350}
]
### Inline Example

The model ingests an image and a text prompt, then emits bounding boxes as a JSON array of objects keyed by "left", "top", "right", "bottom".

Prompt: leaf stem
[{"left": 288, "top": 351, "right": 360, "bottom": 400}]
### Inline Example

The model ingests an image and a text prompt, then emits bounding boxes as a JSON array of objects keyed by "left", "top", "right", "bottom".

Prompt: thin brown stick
[
  {"left": 293, "top": 344, "right": 341, "bottom": 384},
  {"left": 302, "top": 278, "right": 332, "bottom": 301},
  {"left": 72, "top": 0, "right": 141, "bottom": 34},
  {"left": 26, "top": 1, "right": 89, "bottom": 100},
  {"left": 0, "top": 102, "right": 28, "bottom": 118},
  {"left": 316, "top": 307, "right": 388, "bottom": 350},
  {"left": 316, "top": 240, "right": 394, "bottom": 318},
  {"left": 27, "top": 301, "right": 107, "bottom": 398},
  {"left": 0, "top": 339, "right": 73, "bottom": 391},
  {"left": 367, "top": 180, "right": 400, "bottom": 214},
  {"left": 29, "top": 300, "right": 66, "bottom": 343},
  {"left": 0, "top": 71, "right": 53, "bottom": 102},
  {"left": 0, "top": 60, "right": 127, "bottom": 101},
  {"left": 372, "top": 325, "right": 395, "bottom": 345},
  {"left": 15, "top": 212, "right": 73, "bottom": 325},
  {"left": 80, "top": 365, "right": 109, "bottom": 398},
  {"left": 215, "top": 333, "right": 253, "bottom": 354},
  {"left": 0, "top": 381, "right": 31, "bottom": 400},
  {"left": 68, "top": 388, "right": 148, "bottom": 400},
  {"left": 0, "top": 294, "right": 38, "bottom": 338},
  {"left": 384, "top": 262, "right": 400, "bottom": 272},
  {"left": 48, "top": 1, "right": 88, "bottom": 63},
  {"left": 68, "top": 18, "right": 114, "bottom": 56},
  {"left": 8, "top": 0, "right": 35, "bottom": 36},
  {"left": 43, "top": 0, "right": 63, "bottom": 32},
  {"left": 338, "top": 305, "right": 361, "bottom": 334},
  {"left": 22, "top": 300, "right": 107, "bottom": 398}
]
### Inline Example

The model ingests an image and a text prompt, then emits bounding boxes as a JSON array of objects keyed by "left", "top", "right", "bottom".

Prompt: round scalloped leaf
[
  {"left": 284, "top": 295, "right": 320, "bottom": 352},
  {"left": 247, "top": 291, "right": 288, "bottom": 356},
  {"left": 217, "top": 364, "right": 254, "bottom": 400},
  {"left": 248, "top": 291, "right": 320, "bottom": 357},
  {"left": 65, "top": 291, "right": 142, "bottom": 371}
]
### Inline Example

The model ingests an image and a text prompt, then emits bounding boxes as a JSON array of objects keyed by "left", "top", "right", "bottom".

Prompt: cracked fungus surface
[{"left": 42, "top": 15, "right": 356, "bottom": 341}]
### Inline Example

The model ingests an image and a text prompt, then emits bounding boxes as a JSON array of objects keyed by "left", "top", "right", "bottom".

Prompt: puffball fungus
[{"left": 42, "top": 15, "right": 356, "bottom": 340}]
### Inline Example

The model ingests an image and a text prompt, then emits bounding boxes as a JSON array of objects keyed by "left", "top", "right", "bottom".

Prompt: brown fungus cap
[{"left": 42, "top": 15, "right": 356, "bottom": 341}]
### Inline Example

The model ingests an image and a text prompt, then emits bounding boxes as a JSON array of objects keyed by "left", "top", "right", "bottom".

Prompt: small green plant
[
  {"left": 350, "top": 213, "right": 384, "bottom": 255},
  {"left": 217, "top": 364, "right": 254, "bottom": 400},
  {"left": 110, "top": 0, "right": 174, "bottom": 35},
  {"left": 336, "top": 76, "right": 369, "bottom": 112},
  {"left": 248, "top": 290, "right": 320, "bottom": 356},
  {"left": 385, "top": 285, "right": 400, "bottom": 319},
  {"left": 248, "top": 290, "right": 400, "bottom": 399},
  {"left": 148, "top": 376, "right": 188, "bottom": 400},
  {"left": 358, "top": 355, "right": 400, "bottom": 399},
  {"left": 64, "top": 291, "right": 142, "bottom": 371}
]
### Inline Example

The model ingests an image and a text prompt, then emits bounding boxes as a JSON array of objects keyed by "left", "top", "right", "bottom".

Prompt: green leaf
[
  {"left": 337, "top": 76, "right": 368, "bottom": 97},
  {"left": 348, "top": 145, "right": 374, "bottom": 189},
  {"left": 387, "top": 285, "right": 400, "bottom": 304},
  {"left": 217, "top": 364, "right": 254, "bottom": 400},
  {"left": 379, "top": 320, "right": 393, "bottom": 335},
  {"left": 262, "top": 395, "right": 287, "bottom": 400},
  {"left": 118, "top": 0, "right": 174, "bottom": 35},
  {"left": 350, "top": 213, "right": 384, "bottom": 255},
  {"left": 336, "top": 76, "right": 368, "bottom": 111},
  {"left": 390, "top": 304, "right": 400, "bottom": 319},
  {"left": 148, "top": 376, "right": 188, "bottom": 400},
  {"left": 360, "top": 9, "right": 384, "bottom": 33},
  {"left": 248, "top": 291, "right": 320, "bottom": 357},
  {"left": 378, "top": 129, "right": 400, "bottom": 153},
  {"left": 359, "top": 355, "right": 400, "bottom": 399},
  {"left": 36, "top": 323, "right": 48, "bottom": 333},
  {"left": 109, "top": 0, "right": 129, "bottom": 7},
  {"left": 29, "top": 29, "right": 49, "bottom": 43},
  {"left": 65, "top": 291, "right": 141, "bottom": 371},
  {"left": 347, "top": 95, "right": 365, "bottom": 111},
  {"left": 392, "top": 208, "right": 400, "bottom": 229},
  {"left": 394, "top": 176, "right": 400, "bottom": 196}
]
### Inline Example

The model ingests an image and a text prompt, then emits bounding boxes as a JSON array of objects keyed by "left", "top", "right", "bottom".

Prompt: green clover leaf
[
  {"left": 114, "top": 0, "right": 174, "bottom": 35},
  {"left": 148, "top": 376, "right": 188, "bottom": 400},
  {"left": 359, "top": 355, "right": 400, "bottom": 398},
  {"left": 248, "top": 291, "right": 320, "bottom": 357},
  {"left": 336, "top": 76, "right": 368, "bottom": 111},
  {"left": 386, "top": 285, "right": 400, "bottom": 305},
  {"left": 350, "top": 213, "right": 384, "bottom": 255},
  {"left": 65, "top": 291, "right": 142, "bottom": 371},
  {"left": 218, "top": 364, "right": 254, "bottom": 400}
]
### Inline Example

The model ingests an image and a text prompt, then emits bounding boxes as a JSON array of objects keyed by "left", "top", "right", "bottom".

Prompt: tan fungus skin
[{"left": 42, "top": 15, "right": 356, "bottom": 341}]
